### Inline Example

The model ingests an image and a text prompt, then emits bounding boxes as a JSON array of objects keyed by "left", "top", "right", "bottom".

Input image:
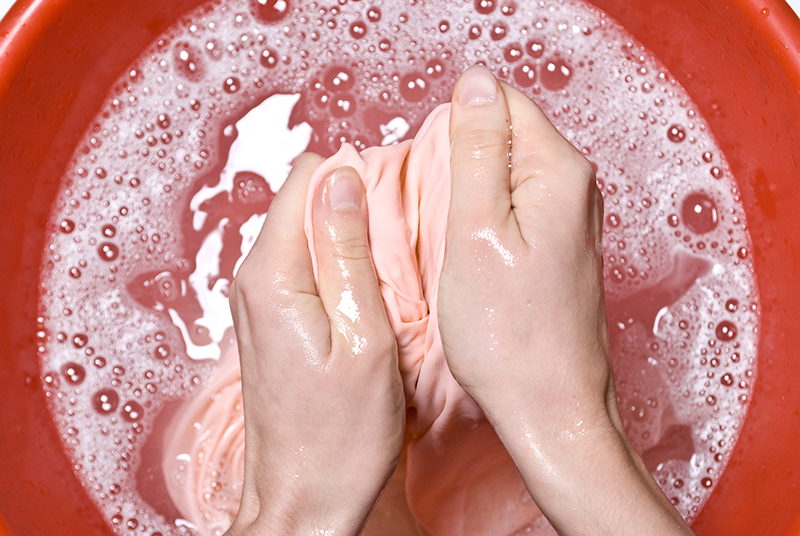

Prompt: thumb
[
  {"left": 448, "top": 64, "right": 513, "bottom": 229},
  {"left": 312, "top": 166, "right": 389, "bottom": 349}
]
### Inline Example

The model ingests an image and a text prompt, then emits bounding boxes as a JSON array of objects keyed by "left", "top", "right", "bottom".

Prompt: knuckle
[
  {"left": 455, "top": 126, "right": 510, "bottom": 161},
  {"left": 330, "top": 232, "right": 372, "bottom": 263}
]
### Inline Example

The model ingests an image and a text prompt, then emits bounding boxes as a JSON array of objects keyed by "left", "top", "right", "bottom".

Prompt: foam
[{"left": 37, "top": 0, "right": 760, "bottom": 532}]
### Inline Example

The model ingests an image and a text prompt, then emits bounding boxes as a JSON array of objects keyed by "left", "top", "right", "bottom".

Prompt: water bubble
[
  {"left": 331, "top": 94, "right": 357, "bottom": 117},
  {"left": 715, "top": 320, "right": 738, "bottom": 342},
  {"left": 702, "top": 151, "right": 713, "bottom": 163},
  {"left": 94, "top": 356, "right": 107, "bottom": 368},
  {"left": 61, "top": 362, "right": 86, "bottom": 385},
  {"left": 606, "top": 213, "right": 621, "bottom": 227},
  {"left": 725, "top": 298, "right": 739, "bottom": 312},
  {"left": 475, "top": 0, "right": 496, "bottom": 14},
  {"left": 101, "top": 224, "right": 117, "bottom": 238},
  {"left": 260, "top": 47, "right": 279, "bottom": 69},
  {"left": 69, "top": 267, "right": 82, "bottom": 279},
  {"left": 490, "top": 22, "right": 508, "bottom": 41},
  {"left": 73, "top": 333, "right": 89, "bottom": 348},
  {"left": 60, "top": 219, "right": 76, "bottom": 233},
  {"left": 438, "top": 20, "right": 450, "bottom": 32},
  {"left": 667, "top": 124, "right": 686, "bottom": 143},
  {"left": 174, "top": 43, "right": 204, "bottom": 81},
  {"left": 540, "top": 59, "right": 572, "bottom": 90},
  {"left": 468, "top": 25, "right": 482, "bottom": 40},
  {"left": 720, "top": 373, "right": 734, "bottom": 387},
  {"left": 126, "top": 519, "right": 138, "bottom": 530},
  {"left": 667, "top": 214, "right": 679, "bottom": 227},
  {"left": 710, "top": 166, "right": 722, "bottom": 179},
  {"left": 109, "top": 483, "right": 121, "bottom": 495},
  {"left": 378, "top": 39, "right": 391, "bottom": 52},
  {"left": 512, "top": 63, "right": 536, "bottom": 87},
  {"left": 98, "top": 242, "right": 120, "bottom": 261},
  {"left": 121, "top": 400, "right": 145, "bottom": 422},
  {"left": 681, "top": 192, "right": 718, "bottom": 234},
  {"left": 503, "top": 43, "right": 523, "bottom": 62},
  {"left": 525, "top": 39, "right": 545, "bottom": 58},
  {"left": 425, "top": 59, "right": 445, "bottom": 78},
  {"left": 93, "top": 389, "right": 119, "bottom": 414},
  {"left": 367, "top": 7, "right": 381, "bottom": 22},
  {"left": 223, "top": 77, "right": 241, "bottom": 93},
  {"left": 349, "top": 20, "right": 367, "bottom": 39},
  {"left": 399, "top": 73, "right": 429, "bottom": 102},
  {"left": 701, "top": 477, "right": 713, "bottom": 488},
  {"left": 737, "top": 247, "right": 748, "bottom": 259},
  {"left": 500, "top": 1, "right": 516, "bottom": 15},
  {"left": 95, "top": 168, "right": 107, "bottom": 179},
  {"left": 324, "top": 66, "right": 355, "bottom": 92},
  {"left": 252, "top": 0, "right": 290, "bottom": 23},
  {"left": 155, "top": 344, "right": 172, "bottom": 359}
]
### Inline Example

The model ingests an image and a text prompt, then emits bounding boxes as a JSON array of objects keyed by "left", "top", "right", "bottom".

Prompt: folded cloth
[{"left": 163, "top": 104, "right": 542, "bottom": 536}]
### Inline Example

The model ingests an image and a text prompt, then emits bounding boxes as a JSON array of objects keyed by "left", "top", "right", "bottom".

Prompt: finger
[
  {"left": 448, "top": 64, "right": 513, "bottom": 228},
  {"left": 311, "top": 166, "right": 392, "bottom": 350},
  {"left": 233, "top": 152, "right": 324, "bottom": 307},
  {"left": 499, "top": 81, "right": 594, "bottom": 195}
]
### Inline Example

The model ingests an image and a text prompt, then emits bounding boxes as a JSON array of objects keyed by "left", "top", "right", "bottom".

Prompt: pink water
[{"left": 37, "top": 0, "right": 759, "bottom": 534}]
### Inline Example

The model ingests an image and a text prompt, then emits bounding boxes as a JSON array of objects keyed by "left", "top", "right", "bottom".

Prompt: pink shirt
[{"left": 163, "top": 104, "right": 542, "bottom": 536}]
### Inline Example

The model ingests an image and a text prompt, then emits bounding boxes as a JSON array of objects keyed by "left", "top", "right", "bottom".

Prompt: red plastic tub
[{"left": 1, "top": 0, "right": 799, "bottom": 534}]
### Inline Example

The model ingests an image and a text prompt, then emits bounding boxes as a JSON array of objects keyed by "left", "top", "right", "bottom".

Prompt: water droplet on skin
[
  {"left": 438, "top": 20, "right": 450, "bottom": 32},
  {"left": 102, "top": 224, "right": 117, "bottom": 238},
  {"left": 667, "top": 214, "right": 679, "bottom": 227},
  {"left": 725, "top": 298, "right": 739, "bottom": 312},
  {"left": 69, "top": 267, "right": 82, "bottom": 279},
  {"left": 701, "top": 477, "right": 713, "bottom": 488},
  {"left": 367, "top": 7, "right": 381, "bottom": 22},
  {"left": 681, "top": 192, "right": 718, "bottom": 234},
  {"left": 468, "top": 24, "right": 482, "bottom": 40},
  {"left": 606, "top": 213, "right": 621, "bottom": 227},
  {"left": 710, "top": 166, "right": 722, "bottom": 179},
  {"left": 667, "top": 124, "right": 686, "bottom": 142},
  {"left": 715, "top": 320, "right": 738, "bottom": 342},
  {"left": 93, "top": 389, "right": 120, "bottom": 414},
  {"left": 737, "top": 247, "right": 748, "bottom": 259}
]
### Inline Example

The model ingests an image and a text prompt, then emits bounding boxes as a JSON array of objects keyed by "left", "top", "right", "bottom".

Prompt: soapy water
[{"left": 36, "top": 0, "right": 759, "bottom": 533}]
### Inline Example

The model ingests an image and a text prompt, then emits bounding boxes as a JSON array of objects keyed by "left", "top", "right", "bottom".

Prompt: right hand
[{"left": 438, "top": 65, "right": 693, "bottom": 536}]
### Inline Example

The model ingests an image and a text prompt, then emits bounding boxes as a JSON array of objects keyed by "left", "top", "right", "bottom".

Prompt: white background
[{"left": 2, "top": 0, "right": 800, "bottom": 23}]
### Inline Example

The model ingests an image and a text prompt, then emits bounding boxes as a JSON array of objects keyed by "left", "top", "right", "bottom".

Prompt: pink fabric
[{"left": 163, "top": 104, "right": 542, "bottom": 536}]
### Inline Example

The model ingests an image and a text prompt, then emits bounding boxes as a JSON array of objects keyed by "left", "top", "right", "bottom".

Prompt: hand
[
  {"left": 439, "top": 65, "right": 693, "bottom": 535},
  {"left": 226, "top": 156, "right": 406, "bottom": 535}
]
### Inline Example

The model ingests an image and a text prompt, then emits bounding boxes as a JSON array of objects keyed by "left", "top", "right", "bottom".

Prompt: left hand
[{"left": 225, "top": 155, "right": 406, "bottom": 536}]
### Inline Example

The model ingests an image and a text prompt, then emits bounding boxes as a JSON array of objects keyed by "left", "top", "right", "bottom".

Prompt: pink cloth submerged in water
[{"left": 163, "top": 104, "right": 542, "bottom": 536}]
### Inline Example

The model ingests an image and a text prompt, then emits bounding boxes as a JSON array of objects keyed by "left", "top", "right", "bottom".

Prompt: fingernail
[
  {"left": 329, "top": 167, "right": 362, "bottom": 211},
  {"left": 458, "top": 65, "right": 497, "bottom": 107}
]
